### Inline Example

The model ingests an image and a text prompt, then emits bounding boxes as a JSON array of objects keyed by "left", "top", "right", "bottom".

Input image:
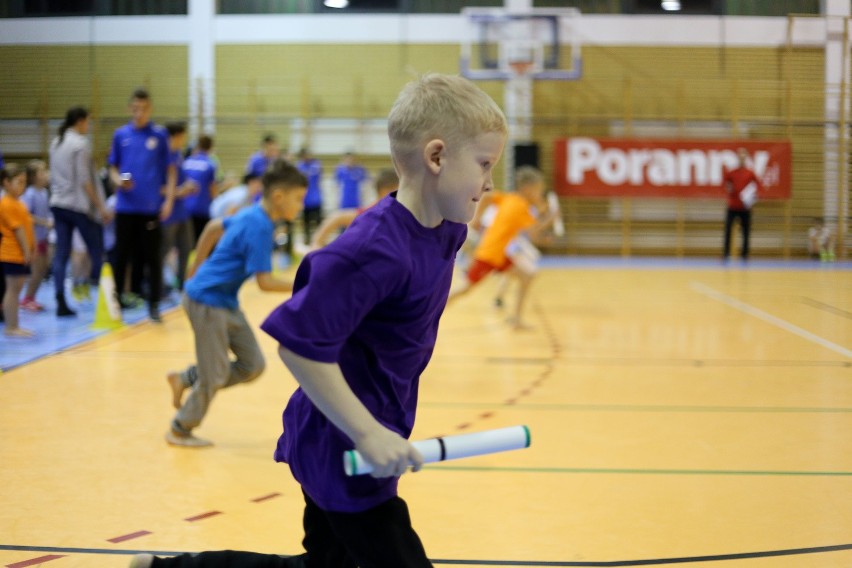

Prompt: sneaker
[
  {"left": 149, "top": 306, "right": 162, "bottom": 323},
  {"left": 119, "top": 292, "right": 144, "bottom": 309},
  {"left": 128, "top": 553, "right": 154, "bottom": 568},
  {"left": 56, "top": 298, "right": 77, "bottom": 317},
  {"left": 71, "top": 283, "right": 89, "bottom": 302},
  {"left": 20, "top": 298, "right": 45, "bottom": 312},
  {"left": 165, "top": 428, "right": 213, "bottom": 448}
]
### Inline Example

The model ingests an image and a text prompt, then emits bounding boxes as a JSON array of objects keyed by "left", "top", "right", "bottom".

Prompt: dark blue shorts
[{"left": 1, "top": 262, "right": 31, "bottom": 276}]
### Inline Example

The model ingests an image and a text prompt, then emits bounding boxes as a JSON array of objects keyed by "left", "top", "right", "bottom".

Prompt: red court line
[
  {"left": 107, "top": 530, "right": 152, "bottom": 543},
  {"left": 6, "top": 555, "right": 66, "bottom": 567},
  {"left": 251, "top": 492, "right": 281, "bottom": 503},
  {"left": 185, "top": 511, "right": 222, "bottom": 522}
]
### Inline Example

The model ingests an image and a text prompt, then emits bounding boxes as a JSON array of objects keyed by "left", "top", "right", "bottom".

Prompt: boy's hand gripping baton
[{"left": 343, "top": 425, "right": 531, "bottom": 476}]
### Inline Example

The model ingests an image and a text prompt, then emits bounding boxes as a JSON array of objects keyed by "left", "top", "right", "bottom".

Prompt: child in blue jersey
[
  {"left": 182, "top": 134, "right": 219, "bottom": 242},
  {"left": 160, "top": 122, "right": 195, "bottom": 294},
  {"left": 131, "top": 73, "right": 507, "bottom": 568},
  {"left": 164, "top": 161, "right": 307, "bottom": 448},
  {"left": 334, "top": 151, "right": 368, "bottom": 209},
  {"left": 245, "top": 133, "right": 280, "bottom": 178},
  {"left": 295, "top": 147, "right": 323, "bottom": 245}
]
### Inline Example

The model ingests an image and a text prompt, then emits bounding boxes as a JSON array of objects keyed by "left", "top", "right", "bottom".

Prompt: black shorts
[{"left": 1, "top": 262, "right": 31, "bottom": 276}]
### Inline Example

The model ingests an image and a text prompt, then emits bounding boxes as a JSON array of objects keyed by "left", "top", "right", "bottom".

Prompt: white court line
[{"left": 690, "top": 281, "right": 852, "bottom": 359}]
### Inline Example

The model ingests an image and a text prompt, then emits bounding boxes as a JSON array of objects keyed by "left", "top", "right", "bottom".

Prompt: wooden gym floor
[{"left": 1, "top": 259, "right": 851, "bottom": 567}]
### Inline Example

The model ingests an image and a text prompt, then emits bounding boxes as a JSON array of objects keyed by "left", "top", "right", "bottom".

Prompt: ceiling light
[
  {"left": 324, "top": 0, "right": 349, "bottom": 8},
  {"left": 661, "top": 0, "right": 681, "bottom": 10}
]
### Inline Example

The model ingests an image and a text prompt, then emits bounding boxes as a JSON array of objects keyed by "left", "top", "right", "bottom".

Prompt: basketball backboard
[{"left": 459, "top": 7, "right": 582, "bottom": 82}]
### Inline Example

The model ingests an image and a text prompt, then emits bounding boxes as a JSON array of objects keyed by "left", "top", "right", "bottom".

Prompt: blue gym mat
[{"left": 0, "top": 279, "right": 178, "bottom": 373}]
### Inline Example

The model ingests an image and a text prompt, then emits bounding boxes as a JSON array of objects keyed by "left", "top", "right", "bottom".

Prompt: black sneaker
[
  {"left": 57, "top": 298, "right": 76, "bottom": 317},
  {"left": 120, "top": 292, "right": 144, "bottom": 309},
  {"left": 149, "top": 306, "right": 162, "bottom": 323}
]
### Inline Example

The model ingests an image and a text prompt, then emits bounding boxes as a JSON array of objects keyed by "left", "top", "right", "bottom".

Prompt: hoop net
[{"left": 509, "top": 60, "right": 536, "bottom": 78}]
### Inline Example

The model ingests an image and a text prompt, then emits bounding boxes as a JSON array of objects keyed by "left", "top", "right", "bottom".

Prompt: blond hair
[
  {"left": 515, "top": 166, "right": 544, "bottom": 189},
  {"left": 26, "top": 159, "right": 47, "bottom": 186},
  {"left": 388, "top": 73, "right": 507, "bottom": 169},
  {"left": 375, "top": 168, "right": 400, "bottom": 193}
]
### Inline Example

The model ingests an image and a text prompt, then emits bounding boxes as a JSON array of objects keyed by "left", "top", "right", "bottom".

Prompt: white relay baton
[
  {"left": 547, "top": 191, "right": 565, "bottom": 237},
  {"left": 343, "top": 425, "right": 531, "bottom": 476}
]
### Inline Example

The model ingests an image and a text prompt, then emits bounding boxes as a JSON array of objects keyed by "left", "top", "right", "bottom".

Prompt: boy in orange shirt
[
  {"left": 0, "top": 163, "right": 36, "bottom": 337},
  {"left": 449, "top": 166, "right": 554, "bottom": 329}
]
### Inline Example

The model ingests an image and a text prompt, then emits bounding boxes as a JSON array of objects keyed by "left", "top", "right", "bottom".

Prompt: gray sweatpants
[{"left": 173, "top": 295, "right": 266, "bottom": 433}]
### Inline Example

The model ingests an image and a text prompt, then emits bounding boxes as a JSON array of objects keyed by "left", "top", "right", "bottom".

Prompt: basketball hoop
[
  {"left": 508, "top": 60, "right": 536, "bottom": 79},
  {"left": 502, "top": 40, "right": 543, "bottom": 80}
]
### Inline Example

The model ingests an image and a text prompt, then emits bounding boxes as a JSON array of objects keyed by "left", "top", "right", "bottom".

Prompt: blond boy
[{"left": 133, "top": 73, "right": 507, "bottom": 567}]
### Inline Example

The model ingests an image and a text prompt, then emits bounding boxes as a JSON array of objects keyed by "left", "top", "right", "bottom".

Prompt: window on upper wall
[
  {"left": 723, "top": 0, "right": 820, "bottom": 16},
  {"left": 217, "top": 0, "right": 315, "bottom": 14},
  {"left": 317, "top": 0, "right": 400, "bottom": 12},
  {"left": 217, "top": 0, "right": 501, "bottom": 14},
  {"left": 17, "top": 0, "right": 96, "bottom": 15},
  {"left": 533, "top": 0, "right": 624, "bottom": 12},
  {"left": 402, "top": 0, "right": 501, "bottom": 13},
  {"left": 627, "top": 0, "right": 723, "bottom": 14},
  {"left": 107, "top": 0, "right": 187, "bottom": 15},
  {"left": 615, "top": 0, "right": 819, "bottom": 15},
  {"left": 0, "top": 0, "right": 187, "bottom": 17}
]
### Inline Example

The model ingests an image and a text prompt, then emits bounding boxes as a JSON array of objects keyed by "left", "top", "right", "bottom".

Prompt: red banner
[{"left": 553, "top": 138, "right": 792, "bottom": 199}]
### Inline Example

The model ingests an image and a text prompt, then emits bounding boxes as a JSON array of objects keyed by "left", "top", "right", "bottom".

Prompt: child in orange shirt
[
  {"left": 1, "top": 163, "right": 36, "bottom": 337},
  {"left": 448, "top": 166, "right": 554, "bottom": 329}
]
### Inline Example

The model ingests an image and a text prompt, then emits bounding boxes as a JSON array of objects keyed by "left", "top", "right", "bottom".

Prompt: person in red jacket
[{"left": 722, "top": 147, "right": 761, "bottom": 260}]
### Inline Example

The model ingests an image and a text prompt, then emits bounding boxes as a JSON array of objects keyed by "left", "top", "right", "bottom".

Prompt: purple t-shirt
[{"left": 261, "top": 194, "right": 466, "bottom": 513}]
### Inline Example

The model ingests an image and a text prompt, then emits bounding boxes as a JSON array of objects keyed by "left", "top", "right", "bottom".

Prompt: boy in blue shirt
[
  {"left": 160, "top": 122, "right": 195, "bottom": 294},
  {"left": 133, "top": 73, "right": 507, "bottom": 567},
  {"left": 182, "top": 134, "right": 219, "bottom": 242},
  {"left": 245, "top": 133, "right": 280, "bottom": 178},
  {"left": 334, "top": 151, "right": 367, "bottom": 209},
  {"left": 295, "top": 147, "right": 323, "bottom": 245},
  {"left": 164, "top": 161, "right": 307, "bottom": 448}
]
